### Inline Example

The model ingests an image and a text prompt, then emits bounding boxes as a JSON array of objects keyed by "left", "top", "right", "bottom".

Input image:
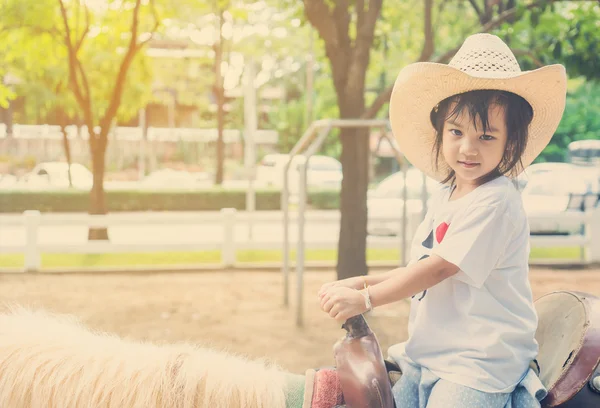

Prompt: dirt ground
[{"left": 0, "top": 265, "right": 598, "bottom": 375}]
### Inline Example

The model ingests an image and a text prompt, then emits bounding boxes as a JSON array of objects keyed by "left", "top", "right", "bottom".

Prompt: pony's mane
[{"left": 0, "top": 307, "right": 287, "bottom": 407}]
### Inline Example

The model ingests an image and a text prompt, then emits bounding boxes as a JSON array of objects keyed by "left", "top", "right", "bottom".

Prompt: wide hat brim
[{"left": 389, "top": 62, "right": 567, "bottom": 182}]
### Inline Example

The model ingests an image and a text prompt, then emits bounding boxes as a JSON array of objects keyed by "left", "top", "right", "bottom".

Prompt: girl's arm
[
  {"left": 318, "top": 268, "right": 405, "bottom": 298},
  {"left": 369, "top": 254, "right": 459, "bottom": 308},
  {"left": 363, "top": 268, "right": 405, "bottom": 287}
]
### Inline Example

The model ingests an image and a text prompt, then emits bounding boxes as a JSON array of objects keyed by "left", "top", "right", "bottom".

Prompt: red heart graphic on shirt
[{"left": 436, "top": 222, "right": 449, "bottom": 243}]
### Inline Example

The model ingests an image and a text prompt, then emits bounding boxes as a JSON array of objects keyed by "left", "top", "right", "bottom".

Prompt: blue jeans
[{"left": 392, "top": 360, "right": 511, "bottom": 408}]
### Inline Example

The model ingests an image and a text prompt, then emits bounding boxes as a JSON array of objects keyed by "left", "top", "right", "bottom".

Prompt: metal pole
[
  {"left": 24, "top": 210, "right": 41, "bottom": 272},
  {"left": 305, "top": 126, "right": 332, "bottom": 157},
  {"left": 296, "top": 126, "right": 332, "bottom": 326},
  {"left": 244, "top": 59, "right": 257, "bottom": 239},
  {"left": 401, "top": 159, "right": 408, "bottom": 266},
  {"left": 421, "top": 172, "right": 428, "bottom": 220},
  {"left": 282, "top": 123, "right": 320, "bottom": 307},
  {"left": 379, "top": 125, "right": 407, "bottom": 265},
  {"left": 380, "top": 125, "right": 403, "bottom": 165},
  {"left": 282, "top": 160, "right": 290, "bottom": 307},
  {"left": 283, "top": 119, "right": 399, "bottom": 326},
  {"left": 296, "top": 159, "right": 308, "bottom": 326}
]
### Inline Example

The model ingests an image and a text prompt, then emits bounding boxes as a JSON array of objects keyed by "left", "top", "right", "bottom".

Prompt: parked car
[
  {"left": 518, "top": 162, "right": 577, "bottom": 191},
  {"left": 367, "top": 168, "right": 440, "bottom": 236},
  {"left": 21, "top": 162, "right": 93, "bottom": 190},
  {"left": 0, "top": 173, "right": 18, "bottom": 189},
  {"left": 139, "top": 169, "right": 210, "bottom": 190},
  {"left": 568, "top": 139, "right": 600, "bottom": 166},
  {"left": 522, "top": 166, "right": 599, "bottom": 235},
  {"left": 255, "top": 153, "right": 343, "bottom": 192}
]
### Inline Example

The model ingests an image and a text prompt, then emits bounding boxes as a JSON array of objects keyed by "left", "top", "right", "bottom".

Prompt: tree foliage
[
  {"left": 495, "top": 1, "right": 600, "bottom": 79},
  {"left": 538, "top": 79, "right": 600, "bottom": 162},
  {"left": 0, "top": 0, "right": 159, "bottom": 123},
  {"left": 0, "top": 0, "right": 164, "bottom": 239}
]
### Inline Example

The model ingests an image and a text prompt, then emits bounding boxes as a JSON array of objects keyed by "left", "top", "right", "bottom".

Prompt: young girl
[{"left": 318, "top": 33, "right": 567, "bottom": 407}]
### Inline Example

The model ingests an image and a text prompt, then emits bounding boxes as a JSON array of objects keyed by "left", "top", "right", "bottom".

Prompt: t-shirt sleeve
[
  {"left": 432, "top": 205, "right": 515, "bottom": 288},
  {"left": 406, "top": 190, "right": 440, "bottom": 266}
]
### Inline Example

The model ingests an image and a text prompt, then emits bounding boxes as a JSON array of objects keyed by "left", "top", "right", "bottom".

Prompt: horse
[
  {"left": 0, "top": 290, "right": 598, "bottom": 407},
  {"left": 0, "top": 307, "right": 291, "bottom": 408}
]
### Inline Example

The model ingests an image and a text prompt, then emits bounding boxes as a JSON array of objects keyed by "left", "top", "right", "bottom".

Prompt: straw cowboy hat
[{"left": 389, "top": 33, "right": 567, "bottom": 182}]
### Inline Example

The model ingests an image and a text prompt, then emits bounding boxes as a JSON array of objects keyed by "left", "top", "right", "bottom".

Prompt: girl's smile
[{"left": 458, "top": 161, "right": 480, "bottom": 169}]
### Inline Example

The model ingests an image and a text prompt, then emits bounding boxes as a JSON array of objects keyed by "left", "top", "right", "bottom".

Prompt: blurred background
[{"left": 0, "top": 0, "right": 598, "bottom": 272}]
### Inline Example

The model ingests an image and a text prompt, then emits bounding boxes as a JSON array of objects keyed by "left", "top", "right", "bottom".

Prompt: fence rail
[{"left": 0, "top": 208, "right": 598, "bottom": 272}]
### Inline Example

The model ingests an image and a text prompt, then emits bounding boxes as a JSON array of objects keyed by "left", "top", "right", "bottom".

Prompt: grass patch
[
  {"left": 529, "top": 246, "right": 582, "bottom": 260},
  {"left": 0, "top": 247, "right": 582, "bottom": 269},
  {"left": 0, "top": 254, "right": 23, "bottom": 268}
]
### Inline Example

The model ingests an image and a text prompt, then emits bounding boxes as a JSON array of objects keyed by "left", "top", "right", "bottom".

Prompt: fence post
[
  {"left": 24, "top": 210, "right": 41, "bottom": 272},
  {"left": 221, "top": 208, "right": 236, "bottom": 267},
  {"left": 587, "top": 207, "right": 600, "bottom": 264}
]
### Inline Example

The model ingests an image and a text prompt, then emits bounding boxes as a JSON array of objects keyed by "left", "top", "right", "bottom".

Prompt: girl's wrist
[
  {"left": 355, "top": 276, "right": 369, "bottom": 290},
  {"left": 359, "top": 286, "right": 373, "bottom": 312}
]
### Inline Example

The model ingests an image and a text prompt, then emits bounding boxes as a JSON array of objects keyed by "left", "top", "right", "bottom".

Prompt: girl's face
[{"left": 442, "top": 104, "right": 508, "bottom": 187}]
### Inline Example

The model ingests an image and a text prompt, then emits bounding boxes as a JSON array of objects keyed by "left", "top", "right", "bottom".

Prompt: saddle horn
[{"left": 334, "top": 314, "right": 395, "bottom": 408}]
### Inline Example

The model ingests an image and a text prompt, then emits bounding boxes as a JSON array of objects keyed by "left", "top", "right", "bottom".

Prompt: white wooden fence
[
  {"left": 0, "top": 208, "right": 599, "bottom": 272},
  {"left": 0, "top": 210, "right": 420, "bottom": 272}
]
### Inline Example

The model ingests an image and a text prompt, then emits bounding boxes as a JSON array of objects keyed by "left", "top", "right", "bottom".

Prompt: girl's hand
[
  {"left": 319, "top": 286, "right": 367, "bottom": 323},
  {"left": 317, "top": 276, "right": 364, "bottom": 299}
]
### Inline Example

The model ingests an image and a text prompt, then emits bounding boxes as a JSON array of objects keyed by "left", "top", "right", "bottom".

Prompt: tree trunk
[
  {"left": 303, "top": 0, "right": 381, "bottom": 280},
  {"left": 88, "top": 134, "right": 109, "bottom": 241},
  {"left": 214, "top": 9, "right": 225, "bottom": 186},
  {"left": 3, "top": 102, "right": 14, "bottom": 155},
  {"left": 337, "top": 126, "right": 370, "bottom": 279},
  {"left": 336, "top": 94, "right": 369, "bottom": 279},
  {"left": 58, "top": 113, "right": 73, "bottom": 188}
]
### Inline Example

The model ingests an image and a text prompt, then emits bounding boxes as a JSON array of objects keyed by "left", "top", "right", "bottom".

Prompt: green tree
[
  {"left": 177, "top": 1, "right": 290, "bottom": 184},
  {"left": 493, "top": 1, "right": 600, "bottom": 162},
  {"left": 7, "top": 30, "right": 152, "bottom": 186},
  {"left": 0, "top": 0, "right": 162, "bottom": 239},
  {"left": 539, "top": 80, "right": 600, "bottom": 162},
  {"left": 495, "top": 2, "right": 600, "bottom": 79}
]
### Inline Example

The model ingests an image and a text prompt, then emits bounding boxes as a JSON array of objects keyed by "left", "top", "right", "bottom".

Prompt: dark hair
[{"left": 430, "top": 90, "right": 534, "bottom": 185}]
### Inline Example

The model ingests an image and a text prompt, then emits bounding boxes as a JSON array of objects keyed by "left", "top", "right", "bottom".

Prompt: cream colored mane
[{"left": 0, "top": 308, "right": 287, "bottom": 408}]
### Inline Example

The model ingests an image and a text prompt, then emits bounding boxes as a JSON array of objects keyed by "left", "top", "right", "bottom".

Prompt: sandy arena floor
[{"left": 0, "top": 265, "right": 598, "bottom": 374}]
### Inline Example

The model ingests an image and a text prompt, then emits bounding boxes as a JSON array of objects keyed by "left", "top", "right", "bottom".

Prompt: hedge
[
  {"left": 0, "top": 189, "right": 341, "bottom": 212},
  {"left": 306, "top": 189, "right": 341, "bottom": 210}
]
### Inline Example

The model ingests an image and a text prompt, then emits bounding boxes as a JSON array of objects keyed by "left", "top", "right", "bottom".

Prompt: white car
[
  {"left": 518, "top": 162, "right": 576, "bottom": 191},
  {"left": 255, "top": 153, "right": 343, "bottom": 192},
  {"left": 0, "top": 174, "right": 18, "bottom": 189},
  {"left": 522, "top": 166, "right": 599, "bottom": 235},
  {"left": 139, "top": 169, "right": 210, "bottom": 190},
  {"left": 21, "top": 162, "right": 93, "bottom": 190},
  {"left": 367, "top": 169, "right": 441, "bottom": 236}
]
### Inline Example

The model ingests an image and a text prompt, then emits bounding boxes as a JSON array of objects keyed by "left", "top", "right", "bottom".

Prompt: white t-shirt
[{"left": 387, "top": 176, "right": 539, "bottom": 393}]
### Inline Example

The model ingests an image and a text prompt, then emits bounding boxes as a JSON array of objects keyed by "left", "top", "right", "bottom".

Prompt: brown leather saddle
[
  {"left": 333, "top": 315, "right": 395, "bottom": 408},
  {"left": 333, "top": 290, "right": 600, "bottom": 408},
  {"left": 534, "top": 291, "right": 600, "bottom": 407}
]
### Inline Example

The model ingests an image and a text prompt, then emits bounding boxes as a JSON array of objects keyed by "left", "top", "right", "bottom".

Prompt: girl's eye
[
  {"left": 450, "top": 129, "right": 462, "bottom": 136},
  {"left": 480, "top": 134, "right": 495, "bottom": 141}
]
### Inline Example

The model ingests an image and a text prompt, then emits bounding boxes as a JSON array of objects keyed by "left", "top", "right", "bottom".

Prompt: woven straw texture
[{"left": 389, "top": 33, "right": 567, "bottom": 181}]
